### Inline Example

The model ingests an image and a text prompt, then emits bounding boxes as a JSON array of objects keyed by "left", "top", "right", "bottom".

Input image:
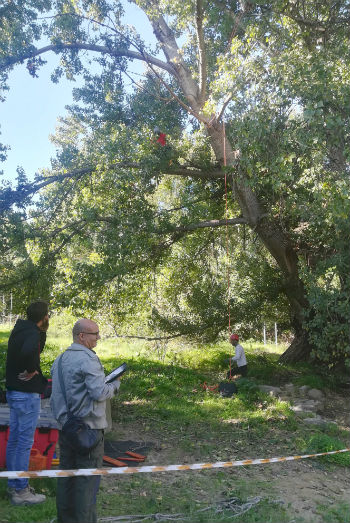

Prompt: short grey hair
[{"left": 72, "top": 320, "right": 85, "bottom": 342}]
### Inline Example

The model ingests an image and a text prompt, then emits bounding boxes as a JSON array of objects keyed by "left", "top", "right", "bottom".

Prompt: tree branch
[
  {"left": 0, "top": 167, "right": 92, "bottom": 214},
  {"left": 217, "top": 95, "right": 233, "bottom": 123},
  {"left": 162, "top": 166, "right": 225, "bottom": 179},
  {"left": 175, "top": 217, "right": 247, "bottom": 233},
  {"left": 107, "top": 333, "right": 183, "bottom": 341},
  {"left": 0, "top": 42, "right": 175, "bottom": 76},
  {"left": 195, "top": 0, "right": 207, "bottom": 106},
  {"left": 0, "top": 163, "right": 227, "bottom": 214},
  {"left": 157, "top": 216, "right": 248, "bottom": 249},
  {"left": 148, "top": 13, "right": 201, "bottom": 112}
]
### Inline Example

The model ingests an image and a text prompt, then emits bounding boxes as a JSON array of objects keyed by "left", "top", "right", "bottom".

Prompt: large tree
[{"left": 0, "top": 0, "right": 349, "bottom": 365}]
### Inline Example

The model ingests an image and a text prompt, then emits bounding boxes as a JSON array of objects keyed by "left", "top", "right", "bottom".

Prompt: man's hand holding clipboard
[{"left": 105, "top": 362, "right": 128, "bottom": 384}]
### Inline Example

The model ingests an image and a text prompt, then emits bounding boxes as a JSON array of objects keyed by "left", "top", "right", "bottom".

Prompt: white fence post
[
  {"left": 275, "top": 323, "right": 278, "bottom": 346},
  {"left": 9, "top": 292, "right": 13, "bottom": 326}
]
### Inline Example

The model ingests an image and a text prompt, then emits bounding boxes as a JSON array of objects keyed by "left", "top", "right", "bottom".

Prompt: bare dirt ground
[
  {"left": 322, "top": 391, "right": 350, "bottom": 427},
  {"left": 104, "top": 388, "right": 350, "bottom": 523},
  {"left": 264, "top": 463, "right": 350, "bottom": 522}
]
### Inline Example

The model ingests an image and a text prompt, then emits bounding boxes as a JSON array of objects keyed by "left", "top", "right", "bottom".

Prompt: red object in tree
[{"left": 157, "top": 132, "right": 167, "bottom": 146}]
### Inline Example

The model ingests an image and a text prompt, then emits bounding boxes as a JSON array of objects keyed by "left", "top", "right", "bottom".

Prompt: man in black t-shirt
[{"left": 5, "top": 300, "right": 49, "bottom": 506}]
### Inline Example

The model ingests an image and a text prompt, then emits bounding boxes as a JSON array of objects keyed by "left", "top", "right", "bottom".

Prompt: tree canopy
[{"left": 0, "top": 0, "right": 349, "bottom": 367}]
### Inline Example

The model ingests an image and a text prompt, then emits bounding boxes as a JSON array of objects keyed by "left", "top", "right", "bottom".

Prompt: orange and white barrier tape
[{"left": 0, "top": 448, "right": 349, "bottom": 479}]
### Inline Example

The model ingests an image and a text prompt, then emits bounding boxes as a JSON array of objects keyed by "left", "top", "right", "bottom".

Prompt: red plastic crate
[
  {"left": 0, "top": 425, "right": 58, "bottom": 470},
  {"left": 0, "top": 425, "right": 9, "bottom": 469},
  {"left": 32, "top": 427, "right": 59, "bottom": 469},
  {"left": 0, "top": 401, "right": 59, "bottom": 470}
]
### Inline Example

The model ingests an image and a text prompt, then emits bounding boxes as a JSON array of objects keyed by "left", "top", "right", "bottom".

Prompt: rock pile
[{"left": 257, "top": 383, "right": 337, "bottom": 427}]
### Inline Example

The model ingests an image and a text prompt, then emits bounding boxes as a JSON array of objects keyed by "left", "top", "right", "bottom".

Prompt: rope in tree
[{"left": 223, "top": 122, "right": 233, "bottom": 380}]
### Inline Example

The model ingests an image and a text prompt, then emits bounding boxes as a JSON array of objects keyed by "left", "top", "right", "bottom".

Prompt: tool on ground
[
  {"left": 116, "top": 456, "right": 144, "bottom": 462},
  {"left": 200, "top": 382, "right": 219, "bottom": 391},
  {"left": 125, "top": 451, "right": 145, "bottom": 459},
  {"left": 103, "top": 455, "right": 128, "bottom": 467},
  {"left": 116, "top": 451, "right": 146, "bottom": 462},
  {"left": 104, "top": 450, "right": 146, "bottom": 467}
]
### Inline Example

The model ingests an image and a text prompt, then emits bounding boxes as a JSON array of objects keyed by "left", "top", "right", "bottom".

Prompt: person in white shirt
[{"left": 227, "top": 333, "right": 248, "bottom": 378}]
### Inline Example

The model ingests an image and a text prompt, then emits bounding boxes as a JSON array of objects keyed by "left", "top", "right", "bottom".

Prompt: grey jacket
[{"left": 50, "top": 343, "right": 120, "bottom": 429}]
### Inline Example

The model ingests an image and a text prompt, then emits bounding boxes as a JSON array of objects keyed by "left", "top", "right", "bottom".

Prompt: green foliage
[
  {"left": 149, "top": 226, "right": 290, "bottom": 341},
  {"left": 293, "top": 372, "right": 333, "bottom": 391},
  {"left": 0, "top": 0, "right": 349, "bottom": 368},
  {"left": 299, "top": 433, "right": 350, "bottom": 467},
  {"left": 303, "top": 260, "right": 350, "bottom": 368},
  {"left": 39, "top": 342, "right": 61, "bottom": 376},
  {"left": 248, "top": 352, "right": 294, "bottom": 385},
  {"left": 234, "top": 377, "right": 259, "bottom": 395}
]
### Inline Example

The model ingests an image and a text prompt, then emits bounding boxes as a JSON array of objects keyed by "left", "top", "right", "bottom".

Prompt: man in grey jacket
[{"left": 51, "top": 318, "right": 120, "bottom": 523}]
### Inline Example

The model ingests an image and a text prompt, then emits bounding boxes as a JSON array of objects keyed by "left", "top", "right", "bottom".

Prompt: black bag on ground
[
  {"left": 58, "top": 354, "right": 101, "bottom": 453},
  {"left": 219, "top": 381, "right": 237, "bottom": 398}
]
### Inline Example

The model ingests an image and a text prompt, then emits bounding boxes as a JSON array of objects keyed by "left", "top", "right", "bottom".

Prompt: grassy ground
[{"left": 0, "top": 320, "right": 349, "bottom": 523}]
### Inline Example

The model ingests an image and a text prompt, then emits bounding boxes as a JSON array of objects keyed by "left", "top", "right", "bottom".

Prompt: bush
[{"left": 303, "top": 260, "right": 350, "bottom": 369}]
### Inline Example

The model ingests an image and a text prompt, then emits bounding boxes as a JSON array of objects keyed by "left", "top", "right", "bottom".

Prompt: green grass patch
[
  {"left": 297, "top": 433, "right": 350, "bottom": 466},
  {"left": 0, "top": 478, "right": 56, "bottom": 522},
  {"left": 0, "top": 322, "right": 348, "bottom": 523},
  {"left": 98, "top": 475, "right": 290, "bottom": 523},
  {"left": 317, "top": 501, "right": 350, "bottom": 523},
  {"left": 292, "top": 366, "right": 343, "bottom": 391}
]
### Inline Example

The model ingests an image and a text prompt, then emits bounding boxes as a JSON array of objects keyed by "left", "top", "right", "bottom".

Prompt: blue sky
[
  {"left": 0, "top": 56, "right": 77, "bottom": 182},
  {"left": 0, "top": 2, "right": 156, "bottom": 184}
]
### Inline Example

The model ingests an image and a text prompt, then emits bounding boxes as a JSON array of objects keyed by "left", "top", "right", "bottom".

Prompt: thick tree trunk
[
  {"left": 279, "top": 329, "right": 313, "bottom": 363},
  {"left": 207, "top": 123, "right": 313, "bottom": 362},
  {"left": 254, "top": 218, "right": 313, "bottom": 363},
  {"left": 146, "top": 14, "right": 313, "bottom": 362}
]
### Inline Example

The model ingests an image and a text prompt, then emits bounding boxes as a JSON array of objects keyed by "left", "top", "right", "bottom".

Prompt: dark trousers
[
  {"left": 238, "top": 365, "right": 248, "bottom": 377},
  {"left": 226, "top": 365, "right": 248, "bottom": 379},
  {"left": 56, "top": 430, "right": 104, "bottom": 523}
]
